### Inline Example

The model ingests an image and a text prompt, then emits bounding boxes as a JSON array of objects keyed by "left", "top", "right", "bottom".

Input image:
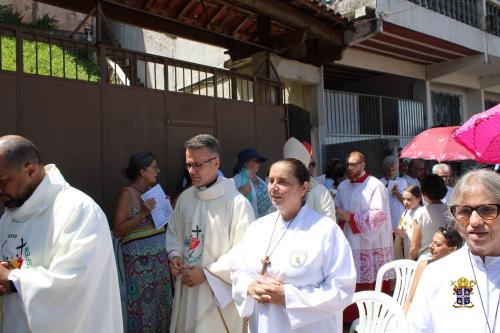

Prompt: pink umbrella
[
  {"left": 453, "top": 104, "right": 500, "bottom": 163},
  {"left": 400, "top": 126, "right": 476, "bottom": 162}
]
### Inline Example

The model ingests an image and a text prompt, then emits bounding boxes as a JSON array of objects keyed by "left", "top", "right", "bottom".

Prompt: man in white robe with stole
[
  {"left": 0, "top": 135, "right": 123, "bottom": 333},
  {"left": 283, "top": 138, "right": 336, "bottom": 220},
  {"left": 166, "top": 134, "right": 255, "bottom": 333},
  {"left": 335, "top": 151, "right": 393, "bottom": 322}
]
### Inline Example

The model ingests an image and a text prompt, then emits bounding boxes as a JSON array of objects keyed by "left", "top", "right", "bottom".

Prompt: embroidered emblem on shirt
[
  {"left": 183, "top": 224, "right": 204, "bottom": 265},
  {"left": 290, "top": 250, "right": 308, "bottom": 268},
  {"left": 2, "top": 235, "right": 32, "bottom": 268},
  {"left": 451, "top": 277, "right": 476, "bottom": 308}
]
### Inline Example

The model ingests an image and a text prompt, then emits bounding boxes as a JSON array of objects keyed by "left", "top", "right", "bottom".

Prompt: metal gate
[{"left": 0, "top": 24, "right": 286, "bottom": 214}]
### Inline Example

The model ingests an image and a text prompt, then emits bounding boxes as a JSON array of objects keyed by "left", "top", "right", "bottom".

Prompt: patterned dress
[{"left": 122, "top": 188, "right": 173, "bottom": 333}]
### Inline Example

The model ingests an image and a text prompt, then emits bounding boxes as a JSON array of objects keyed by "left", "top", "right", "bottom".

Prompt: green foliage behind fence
[
  {"left": 0, "top": 36, "right": 15, "bottom": 71},
  {"left": 1, "top": 36, "right": 99, "bottom": 81}
]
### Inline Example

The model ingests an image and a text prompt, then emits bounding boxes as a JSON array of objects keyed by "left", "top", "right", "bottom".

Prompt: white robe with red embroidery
[{"left": 336, "top": 175, "right": 393, "bottom": 283}]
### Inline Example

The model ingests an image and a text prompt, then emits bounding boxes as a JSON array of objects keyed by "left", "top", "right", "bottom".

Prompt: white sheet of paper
[
  {"left": 204, "top": 269, "right": 232, "bottom": 308},
  {"left": 140, "top": 184, "right": 172, "bottom": 229}
]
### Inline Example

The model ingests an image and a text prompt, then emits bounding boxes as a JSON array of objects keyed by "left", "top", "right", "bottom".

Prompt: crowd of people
[{"left": 0, "top": 133, "right": 498, "bottom": 333}]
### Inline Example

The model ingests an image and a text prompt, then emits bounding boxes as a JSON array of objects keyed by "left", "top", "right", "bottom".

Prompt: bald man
[
  {"left": 335, "top": 151, "right": 393, "bottom": 321},
  {"left": 0, "top": 135, "right": 123, "bottom": 333}
]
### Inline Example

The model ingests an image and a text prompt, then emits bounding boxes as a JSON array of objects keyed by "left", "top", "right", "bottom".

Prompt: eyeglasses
[
  {"left": 346, "top": 162, "right": 362, "bottom": 168},
  {"left": 450, "top": 204, "right": 500, "bottom": 223},
  {"left": 185, "top": 157, "right": 217, "bottom": 170}
]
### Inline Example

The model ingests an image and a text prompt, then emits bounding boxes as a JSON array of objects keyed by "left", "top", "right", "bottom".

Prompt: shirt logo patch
[
  {"left": 451, "top": 277, "right": 476, "bottom": 308},
  {"left": 290, "top": 250, "right": 308, "bottom": 268}
]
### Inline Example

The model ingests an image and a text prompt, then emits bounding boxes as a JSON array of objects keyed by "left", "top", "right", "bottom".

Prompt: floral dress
[{"left": 121, "top": 188, "right": 173, "bottom": 333}]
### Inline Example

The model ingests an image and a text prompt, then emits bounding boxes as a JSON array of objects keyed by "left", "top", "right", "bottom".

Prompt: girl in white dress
[{"left": 394, "top": 185, "right": 422, "bottom": 259}]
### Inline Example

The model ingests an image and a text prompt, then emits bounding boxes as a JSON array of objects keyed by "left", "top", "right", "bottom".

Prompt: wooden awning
[{"left": 38, "top": 0, "right": 348, "bottom": 66}]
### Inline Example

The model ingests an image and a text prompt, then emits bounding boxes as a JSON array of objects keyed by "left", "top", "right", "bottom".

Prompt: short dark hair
[
  {"left": 420, "top": 174, "right": 447, "bottom": 200},
  {"left": 409, "top": 158, "right": 425, "bottom": 169},
  {"left": 121, "top": 151, "right": 156, "bottom": 181},
  {"left": 279, "top": 158, "right": 310, "bottom": 185},
  {"left": 184, "top": 134, "right": 221, "bottom": 156},
  {"left": 0, "top": 135, "right": 42, "bottom": 169},
  {"left": 438, "top": 226, "right": 463, "bottom": 249}
]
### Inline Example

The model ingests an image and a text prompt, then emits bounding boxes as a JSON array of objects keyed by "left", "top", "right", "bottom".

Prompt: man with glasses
[
  {"left": 166, "top": 134, "right": 255, "bottom": 333},
  {"left": 335, "top": 151, "right": 393, "bottom": 322},
  {"left": 432, "top": 163, "right": 453, "bottom": 204},
  {"left": 408, "top": 169, "right": 500, "bottom": 333}
]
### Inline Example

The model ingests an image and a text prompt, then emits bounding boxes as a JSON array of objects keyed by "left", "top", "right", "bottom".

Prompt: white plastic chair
[
  {"left": 375, "top": 259, "right": 417, "bottom": 306},
  {"left": 348, "top": 291, "right": 407, "bottom": 333}
]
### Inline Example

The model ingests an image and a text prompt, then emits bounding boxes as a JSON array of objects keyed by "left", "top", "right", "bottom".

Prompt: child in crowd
[{"left": 394, "top": 185, "right": 422, "bottom": 259}]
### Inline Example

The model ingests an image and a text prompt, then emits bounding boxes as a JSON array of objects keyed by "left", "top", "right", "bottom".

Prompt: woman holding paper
[{"left": 113, "top": 151, "right": 173, "bottom": 333}]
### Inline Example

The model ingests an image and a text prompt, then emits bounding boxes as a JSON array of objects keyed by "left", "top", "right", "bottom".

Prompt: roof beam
[
  {"left": 426, "top": 54, "right": 485, "bottom": 80},
  {"left": 273, "top": 27, "right": 308, "bottom": 51},
  {"left": 230, "top": 0, "right": 344, "bottom": 46},
  {"left": 480, "top": 74, "right": 500, "bottom": 88},
  {"left": 206, "top": 4, "right": 226, "bottom": 28},
  {"left": 175, "top": 0, "right": 194, "bottom": 19},
  {"left": 141, "top": 0, "right": 154, "bottom": 10}
]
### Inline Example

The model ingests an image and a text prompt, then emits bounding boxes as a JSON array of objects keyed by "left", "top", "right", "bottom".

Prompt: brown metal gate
[{"left": 0, "top": 24, "right": 286, "bottom": 215}]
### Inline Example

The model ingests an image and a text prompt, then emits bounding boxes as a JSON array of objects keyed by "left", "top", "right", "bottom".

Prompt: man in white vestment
[
  {"left": 403, "top": 159, "right": 425, "bottom": 187},
  {"left": 335, "top": 151, "right": 393, "bottom": 321},
  {"left": 432, "top": 163, "right": 453, "bottom": 204},
  {"left": 283, "top": 137, "right": 336, "bottom": 220},
  {"left": 166, "top": 134, "right": 255, "bottom": 333},
  {"left": 380, "top": 156, "right": 407, "bottom": 232},
  {"left": 407, "top": 169, "right": 500, "bottom": 333},
  {"left": 0, "top": 135, "right": 123, "bottom": 333}
]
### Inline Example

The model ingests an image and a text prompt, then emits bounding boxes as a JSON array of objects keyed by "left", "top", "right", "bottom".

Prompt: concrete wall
[
  {"left": 375, "top": 0, "right": 500, "bottom": 57},
  {"left": 2, "top": 0, "right": 87, "bottom": 32}
]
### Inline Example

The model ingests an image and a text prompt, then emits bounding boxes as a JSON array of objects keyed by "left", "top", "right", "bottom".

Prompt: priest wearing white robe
[
  {"left": 166, "top": 134, "right": 255, "bottom": 333},
  {"left": 335, "top": 151, "right": 393, "bottom": 322},
  {"left": 0, "top": 135, "right": 123, "bottom": 333},
  {"left": 408, "top": 169, "right": 500, "bottom": 333},
  {"left": 230, "top": 158, "right": 356, "bottom": 333}
]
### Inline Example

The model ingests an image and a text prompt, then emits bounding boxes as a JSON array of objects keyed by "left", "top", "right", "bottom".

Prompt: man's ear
[{"left": 25, "top": 162, "right": 36, "bottom": 178}]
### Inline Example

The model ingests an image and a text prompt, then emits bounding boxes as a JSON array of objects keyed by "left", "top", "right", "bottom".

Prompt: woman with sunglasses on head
[
  {"left": 229, "top": 158, "right": 356, "bottom": 333},
  {"left": 403, "top": 226, "right": 463, "bottom": 314},
  {"left": 408, "top": 169, "right": 500, "bottom": 333}
]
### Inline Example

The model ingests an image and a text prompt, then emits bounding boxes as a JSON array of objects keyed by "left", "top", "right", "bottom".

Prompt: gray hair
[
  {"left": 184, "top": 134, "right": 221, "bottom": 156},
  {"left": 450, "top": 169, "right": 500, "bottom": 207},
  {"left": 432, "top": 163, "right": 451, "bottom": 175},
  {"left": 382, "top": 155, "right": 398, "bottom": 170}
]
